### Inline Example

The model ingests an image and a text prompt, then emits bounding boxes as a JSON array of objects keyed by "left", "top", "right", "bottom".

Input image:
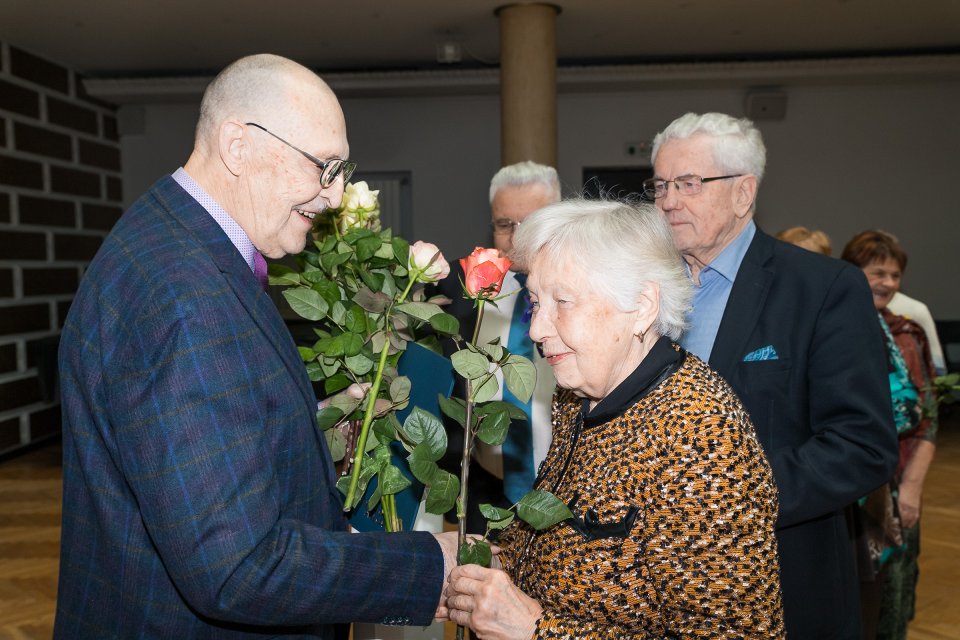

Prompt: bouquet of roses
[{"left": 272, "top": 182, "right": 570, "bottom": 552}]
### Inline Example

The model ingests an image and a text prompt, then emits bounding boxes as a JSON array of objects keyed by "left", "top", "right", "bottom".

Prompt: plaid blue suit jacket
[{"left": 55, "top": 176, "right": 443, "bottom": 638}]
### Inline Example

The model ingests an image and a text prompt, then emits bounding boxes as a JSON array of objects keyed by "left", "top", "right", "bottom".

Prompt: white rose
[
  {"left": 341, "top": 181, "right": 380, "bottom": 212},
  {"left": 408, "top": 241, "right": 451, "bottom": 283}
]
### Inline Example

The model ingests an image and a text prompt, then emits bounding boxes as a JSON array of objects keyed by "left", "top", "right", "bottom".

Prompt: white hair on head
[
  {"left": 510, "top": 198, "right": 692, "bottom": 340},
  {"left": 651, "top": 112, "right": 767, "bottom": 183},
  {"left": 489, "top": 161, "right": 561, "bottom": 204},
  {"left": 195, "top": 53, "right": 329, "bottom": 144}
]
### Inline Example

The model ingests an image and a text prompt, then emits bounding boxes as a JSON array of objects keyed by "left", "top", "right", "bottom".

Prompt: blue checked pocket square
[{"left": 743, "top": 345, "right": 779, "bottom": 362}]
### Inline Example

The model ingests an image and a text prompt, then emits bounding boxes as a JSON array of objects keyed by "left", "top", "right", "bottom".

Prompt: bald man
[{"left": 55, "top": 54, "right": 457, "bottom": 638}]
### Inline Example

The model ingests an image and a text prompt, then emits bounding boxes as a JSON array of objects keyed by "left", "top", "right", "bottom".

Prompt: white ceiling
[{"left": 2, "top": 0, "right": 959, "bottom": 78}]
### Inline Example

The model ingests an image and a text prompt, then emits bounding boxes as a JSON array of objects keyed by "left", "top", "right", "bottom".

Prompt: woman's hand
[
  {"left": 445, "top": 564, "right": 542, "bottom": 640},
  {"left": 897, "top": 479, "right": 923, "bottom": 529}
]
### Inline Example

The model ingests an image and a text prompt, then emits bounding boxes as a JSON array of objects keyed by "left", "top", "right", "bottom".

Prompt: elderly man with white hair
[
  {"left": 55, "top": 54, "right": 459, "bottom": 638},
  {"left": 648, "top": 111, "right": 898, "bottom": 639}
]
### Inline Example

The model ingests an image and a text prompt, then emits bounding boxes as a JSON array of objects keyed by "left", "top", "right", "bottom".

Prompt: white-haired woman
[{"left": 445, "top": 199, "right": 784, "bottom": 638}]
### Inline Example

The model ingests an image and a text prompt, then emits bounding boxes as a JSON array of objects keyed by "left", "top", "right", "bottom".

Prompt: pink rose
[
  {"left": 459, "top": 247, "right": 511, "bottom": 298},
  {"left": 408, "top": 241, "right": 450, "bottom": 283}
]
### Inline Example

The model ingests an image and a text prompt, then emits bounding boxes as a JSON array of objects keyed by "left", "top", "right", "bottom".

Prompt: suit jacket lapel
[
  {"left": 710, "top": 229, "right": 775, "bottom": 376},
  {"left": 154, "top": 178, "right": 319, "bottom": 421}
]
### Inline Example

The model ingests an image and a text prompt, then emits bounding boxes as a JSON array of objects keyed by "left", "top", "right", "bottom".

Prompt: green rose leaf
[
  {"left": 458, "top": 539, "right": 492, "bottom": 568},
  {"left": 343, "top": 304, "right": 367, "bottom": 334},
  {"left": 471, "top": 373, "right": 500, "bottom": 404},
  {"left": 353, "top": 288, "right": 392, "bottom": 313},
  {"left": 359, "top": 268, "right": 386, "bottom": 293},
  {"left": 329, "top": 392, "right": 361, "bottom": 416},
  {"left": 477, "top": 400, "right": 529, "bottom": 423},
  {"left": 429, "top": 312, "right": 459, "bottom": 336},
  {"left": 321, "top": 249, "right": 352, "bottom": 273},
  {"left": 503, "top": 354, "right": 537, "bottom": 404},
  {"left": 452, "top": 350, "right": 490, "bottom": 380},
  {"left": 305, "top": 361, "right": 324, "bottom": 381},
  {"left": 379, "top": 462, "right": 412, "bottom": 495},
  {"left": 319, "top": 357, "right": 340, "bottom": 378},
  {"left": 332, "top": 332, "right": 364, "bottom": 357},
  {"left": 408, "top": 448, "right": 439, "bottom": 485},
  {"left": 396, "top": 301, "right": 444, "bottom": 323},
  {"left": 424, "top": 469, "right": 459, "bottom": 515},
  {"left": 515, "top": 490, "right": 573, "bottom": 530},
  {"left": 438, "top": 394, "right": 467, "bottom": 428},
  {"left": 363, "top": 430, "right": 380, "bottom": 453},
  {"left": 344, "top": 352, "right": 374, "bottom": 376},
  {"left": 482, "top": 343, "right": 504, "bottom": 362},
  {"left": 312, "top": 279, "right": 343, "bottom": 310},
  {"left": 416, "top": 335, "right": 444, "bottom": 355},
  {"left": 402, "top": 407, "right": 447, "bottom": 460},
  {"left": 282, "top": 288, "right": 329, "bottom": 321},
  {"left": 355, "top": 236, "right": 383, "bottom": 263},
  {"left": 330, "top": 301, "right": 347, "bottom": 327},
  {"left": 297, "top": 346, "right": 315, "bottom": 362},
  {"left": 476, "top": 408, "right": 511, "bottom": 446},
  {"left": 389, "top": 376, "right": 412, "bottom": 404},
  {"left": 391, "top": 237, "right": 410, "bottom": 265},
  {"left": 267, "top": 264, "right": 301, "bottom": 286},
  {"left": 324, "top": 373, "right": 351, "bottom": 395},
  {"left": 478, "top": 503, "right": 515, "bottom": 530},
  {"left": 372, "top": 415, "right": 399, "bottom": 443},
  {"left": 324, "top": 427, "right": 346, "bottom": 462},
  {"left": 315, "top": 406, "right": 344, "bottom": 431},
  {"left": 373, "top": 239, "right": 394, "bottom": 260}
]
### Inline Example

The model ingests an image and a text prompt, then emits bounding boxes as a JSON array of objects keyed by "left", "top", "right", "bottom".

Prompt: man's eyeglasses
[
  {"left": 245, "top": 122, "right": 356, "bottom": 188},
  {"left": 641, "top": 174, "right": 742, "bottom": 200},
  {"left": 492, "top": 219, "right": 521, "bottom": 235}
]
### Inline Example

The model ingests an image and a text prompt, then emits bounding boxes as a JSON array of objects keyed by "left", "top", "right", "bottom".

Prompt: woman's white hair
[
  {"left": 510, "top": 198, "right": 692, "bottom": 340},
  {"left": 651, "top": 112, "right": 767, "bottom": 183}
]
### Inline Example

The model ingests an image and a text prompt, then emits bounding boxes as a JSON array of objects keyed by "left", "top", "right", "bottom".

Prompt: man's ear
[
  {"left": 219, "top": 120, "right": 246, "bottom": 177},
  {"left": 733, "top": 174, "right": 759, "bottom": 218}
]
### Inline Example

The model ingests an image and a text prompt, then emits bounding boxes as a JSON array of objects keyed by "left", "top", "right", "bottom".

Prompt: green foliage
[
  {"left": 458, "top": 539, "right": 493, "bottom": 568},
  {"left": 516, "top": 490, "right": 574, "bottom": 530},
  {"left": 274, "top": 193, "right": 564, "bottom": 550}
]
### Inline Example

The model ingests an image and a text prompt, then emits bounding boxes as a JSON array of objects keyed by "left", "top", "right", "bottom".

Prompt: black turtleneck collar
[{"left": 581, "top": 336, "right": 685, "bottom": 428}]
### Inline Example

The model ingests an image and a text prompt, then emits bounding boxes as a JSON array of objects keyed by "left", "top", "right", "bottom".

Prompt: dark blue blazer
[
  {"left": 709, "top": 229, "right": 898, "bottom": 639},
  {"left": 55, "top": 176, "right": 443, "bottom": 638}
]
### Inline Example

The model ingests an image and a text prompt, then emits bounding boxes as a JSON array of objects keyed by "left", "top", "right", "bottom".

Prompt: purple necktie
[{"left": 253, "top": 252, "right": 268, "bottom": 289}]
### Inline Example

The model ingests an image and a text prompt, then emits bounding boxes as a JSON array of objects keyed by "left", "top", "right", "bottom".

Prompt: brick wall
[{"left": 0, "top": 42, "right": 122, "bottom": 456}]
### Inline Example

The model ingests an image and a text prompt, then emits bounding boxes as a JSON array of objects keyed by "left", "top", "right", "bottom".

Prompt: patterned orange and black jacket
[{"left": 497, "top": 341, "right": 785, "bottom": 639}]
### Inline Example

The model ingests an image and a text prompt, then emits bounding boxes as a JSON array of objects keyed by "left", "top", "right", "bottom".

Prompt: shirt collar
[
  {"left": 581, "top": 337, "right": 685, "bottom": 427},
  {"left": 172, "top": 167, "right": 258, "bottom": 272},
  {"left": 703, "top": 219, "right": 756, "bottom": 282}
]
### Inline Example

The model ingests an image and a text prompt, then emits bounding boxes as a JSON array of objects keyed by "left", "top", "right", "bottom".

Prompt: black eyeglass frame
[
  {"left": 244, "top": 122, "right": 356, "bottom": 188},
  {"left": 641, "top": 174, "right": 743, "bottom": 199}
]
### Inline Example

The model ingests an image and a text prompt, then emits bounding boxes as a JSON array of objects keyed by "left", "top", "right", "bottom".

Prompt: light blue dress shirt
[{"left": 680, "top": 220, "right": 756, "bottom": 361}]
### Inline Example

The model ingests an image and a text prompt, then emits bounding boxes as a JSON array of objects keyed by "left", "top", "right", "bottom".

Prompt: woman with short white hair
[{"left": 446, "top": 198, "right": 784, "bottom": 638}]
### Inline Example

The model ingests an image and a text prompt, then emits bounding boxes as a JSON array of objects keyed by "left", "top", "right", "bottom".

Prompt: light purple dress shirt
[{"left": 172, "top": 167, "right": 258, "bottom": 275}]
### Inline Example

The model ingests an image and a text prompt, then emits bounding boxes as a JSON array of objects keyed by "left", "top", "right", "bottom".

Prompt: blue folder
[{"left": 348, "top": 341, "right": 455, "bottom": 532}]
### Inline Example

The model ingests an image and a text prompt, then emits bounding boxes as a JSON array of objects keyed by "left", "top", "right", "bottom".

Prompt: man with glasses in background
[
  {"left": 433, "top": 161, "right": 559, "bottom": 532},
  {"left": 56, "top": 54, "right": 459, "bottom": 638},
  {"left": 647, "top": 112, "right": 898, "bottom": 639}
]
